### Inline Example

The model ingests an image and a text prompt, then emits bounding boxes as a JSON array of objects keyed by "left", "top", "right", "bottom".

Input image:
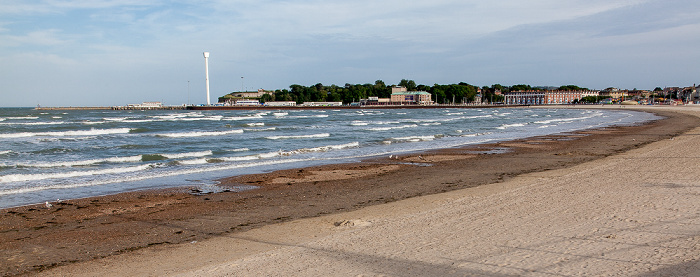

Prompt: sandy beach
[{"left": 3, "top": 106, "right": 700, "bottom": 276}]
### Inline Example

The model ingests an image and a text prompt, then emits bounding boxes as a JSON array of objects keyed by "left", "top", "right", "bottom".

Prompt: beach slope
[{"left": 37, "top": 106, "right": 700, "bottom": 276}]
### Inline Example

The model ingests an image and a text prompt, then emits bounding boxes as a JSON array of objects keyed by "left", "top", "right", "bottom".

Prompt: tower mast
[{"left": 203, "top": 52, "right": 211, "bottom": 105}]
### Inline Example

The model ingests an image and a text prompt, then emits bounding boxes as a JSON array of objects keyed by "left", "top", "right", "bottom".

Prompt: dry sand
[{"left": 36, "top": 106, "right": 700, "bottom": 276}]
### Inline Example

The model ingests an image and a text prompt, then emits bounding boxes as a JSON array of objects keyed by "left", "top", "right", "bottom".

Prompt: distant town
[
  {"left": 195, "top": 80, "right": 700, "bottom": 109},
  {"left": 39, "top": 80, "right": 699, "bottom": 111}
]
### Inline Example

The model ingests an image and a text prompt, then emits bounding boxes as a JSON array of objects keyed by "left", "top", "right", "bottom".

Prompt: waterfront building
[
  {"left": 234, "top": 99, "right": 260, "bottom": 106},
  {"left": 390, "top": 87, "right": 433, "bottom": 105},
  {"left": 264, "top": 101, "right": 297, "bottom": 107},
  {"left": 300, "top": 102, "right": 343, "bottom": 106},
  {"left": 504, "top": 90, "right": 599, "bottom": 105}
]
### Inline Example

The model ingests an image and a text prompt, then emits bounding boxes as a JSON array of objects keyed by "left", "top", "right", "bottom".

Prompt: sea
[{"left": 0, "top": 107, "right": 659, "bottom": 209}]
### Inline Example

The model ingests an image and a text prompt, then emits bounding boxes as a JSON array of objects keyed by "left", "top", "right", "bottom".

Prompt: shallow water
[{"left": 0, "top": 107, "right": 659, "bottom": 208}]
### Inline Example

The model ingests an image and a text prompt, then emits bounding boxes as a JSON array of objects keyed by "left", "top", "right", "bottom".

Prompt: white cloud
[{"left": 1, "top": 0, "right": 699, "bottom": 107}]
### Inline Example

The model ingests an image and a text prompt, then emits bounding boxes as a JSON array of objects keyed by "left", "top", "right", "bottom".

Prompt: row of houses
[
  {"left": 504, "top": 85, "right": 700, "bottom": 105},
  {"left": 504, "top": 90, "right": 599, "bottom": 105}
]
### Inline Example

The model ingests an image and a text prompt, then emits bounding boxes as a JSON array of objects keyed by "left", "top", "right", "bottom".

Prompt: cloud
[{"left": 1, "top": 0, "right": 699, "bottom": 106}]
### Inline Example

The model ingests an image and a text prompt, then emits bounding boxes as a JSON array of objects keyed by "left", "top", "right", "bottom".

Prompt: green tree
[
  {"left": 399, "top": 79, "right": 417, "bottom": 91},
  {"left": 260, "top": 93, "right": 273, "bottom": 103},
  {"left": 558, "top": 85, "right": 588, "bottom": 91}
]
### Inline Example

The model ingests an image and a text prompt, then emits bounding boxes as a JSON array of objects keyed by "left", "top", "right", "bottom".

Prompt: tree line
[{"left": 224, "top": 80, "right": 590, "bottom": 105}]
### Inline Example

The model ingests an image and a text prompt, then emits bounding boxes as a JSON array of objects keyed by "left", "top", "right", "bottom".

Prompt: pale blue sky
[{"left": 1, "top": 0, "right": 698, "bottom": 107}]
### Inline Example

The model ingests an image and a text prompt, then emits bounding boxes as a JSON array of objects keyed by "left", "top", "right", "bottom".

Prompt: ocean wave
[
  {"left": 221, "top": 142, "right": 360, "bottom": 161},
  {"left": 141, "top": 150, "right": 213, "bottom": 161},
  {"left": 246, "top": 122, "right": 265, "bottom": 126},
  {"left": 460, "top": 132, "right": 492, "bottom": 137},
  {"left": 496, "top": 123, "right": 526, "bottom": 129},
  {"left": 391, "top": 135, "right": 440, "bottom": 142},
  {"left": 177, "top": 115, "right": 224, "bottom": 121},
  {"left": 266, "top": 133, "right": 330, "bottom": 140},
  {"left": 351, "top": 121, "right": 369, "bottom": 126},
  {"left": 15, "top": 155, "right": 143, "bottom": 168},
  {"left": 178, "top": 158, "right": 211, "bottom": 165},
  {"left": 0, "top": 128, "right": 132, "bottom": 138},
  {"left": 0, "top": 158, "right": 313, "bottom": 196},
  {"left": 0, "top": 164, "right": 152, "bottom": 183},
  {"left": 279, "top": 142, "right": 360, "bottom": 155},
  {"left": 534, "top": 115, "right": 595, "bottom": 124},
  {"left": 220, "top": 155, "right": 261, "bottom": 162},
  {"left": 103, "top": 117, "right": 129, "bottom": 121},
  {"left": 10, "top": 151, "right": 212, "bottom": 168},
  {"left": 82, "top": 121, "right": 107, "bottom": 125},
  {"left": 0, "top": 121, "right": 66, "bottom": 126},
  {"left": 162, "top": 150, "right": 213, "bottom": 159},
  {"left": 244, "top": 127, "right": 276, "bottom": 132},
  {"left": 0, "top": 150, "right": 12, "bottom": 155},
  {"left": 286, "top": 115, "right": 330, "bottom": 119},
  {"left": 4, "top": 116, "right": 39, "bottom": 120},
  {"left": 222, "top": 115, "right": 264, "bottom": 121},
  {"left": 156, "top": 129, "right": 243, "bottom": 138},
  {"left": 365, "top": 124, "right": 418, "bottom": 131}
]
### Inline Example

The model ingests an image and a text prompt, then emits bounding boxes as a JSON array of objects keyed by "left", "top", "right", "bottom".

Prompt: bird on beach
[{"left": 45, "top": 201, "right": 53, "bottom": 208}]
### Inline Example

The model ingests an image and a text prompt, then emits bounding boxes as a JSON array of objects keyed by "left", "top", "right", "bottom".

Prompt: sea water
[{"left": 0, "top": 107, "right": 659, "bottom": 208}]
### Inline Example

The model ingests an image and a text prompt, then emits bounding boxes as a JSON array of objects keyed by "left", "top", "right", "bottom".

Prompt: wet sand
[{"left": 2, "top": 106, "right": 699, "bottom": 276}]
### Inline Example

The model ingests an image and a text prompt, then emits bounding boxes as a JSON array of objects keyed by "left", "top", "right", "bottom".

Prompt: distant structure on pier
[{"left": 203, "top": 52, "right": 211, "bottom": 105}]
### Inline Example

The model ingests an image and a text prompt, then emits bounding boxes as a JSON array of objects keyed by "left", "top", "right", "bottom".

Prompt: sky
[{"left": 1, "top": 0, "right": 699, "bottom": 107}]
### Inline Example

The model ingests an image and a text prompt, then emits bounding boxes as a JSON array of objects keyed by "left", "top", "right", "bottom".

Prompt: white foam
[
  {"left": 221, "top": 155, "right": 261, "bottom": 162},
  {"left": 279, "top": 142, "right": 360, "bottom": 156},
  {"left": 226, "top": 148, "right": 250, "bottom": 152},
  {"left": 366, "top": 124, "right": 418, "bottom": 131},
  {"left": 244, "top": 127, "right": 276, "bottom": 132},
  {"left": 178, "top": 158, "right": 210, "bottom": 165},
  {"left": 496, "top": 123, "right": 526, "bottom": 129},
  {"left": 287, "top": 115, "right": 329, "bottom": 119},
  {"left": 18, "top": 155, "right": 143, "bottom": 168},
  {"left": 161, "top": 150, "right": 213, "bottom": 159},
  {"left": 222, "top": 115, "right": 264, "bottom": 121},
  {"left": 0, "top": 150, "right": 12, "bottom": 155},
  {"left": 82, "top": 121, "right": 107, "bottom": 125},
  {"left": 534, "top": 115, "right": 595, "bottom": 124},
  {"left": 392, "top": 135, "right": 437, "bottom": 142},
  {"left": 5, "top": 116, "right": 39, "bottom": 120},
  {"left": 351, "top": 121, "right": 369, "bottom": 126},
  {"left": 246, "top": 123, "right": 265, "bottom": 126},
  {"left": 157, "top": 129, "right": 243, "bottom": 138},
  {"left": 0, "top": 121, "right": 67, "bottom": 126},
  {"left": 266, "top": 133, "right": 330, "bottom": 140},
  {"left": 104, "top": 117, "right": 128, "bottom": 121},
  {"left": 0, "top": 164, "right": 152, "bottom": 183},
  {"left": 0, "top": 128, "right": 131, "bottom": 138}
]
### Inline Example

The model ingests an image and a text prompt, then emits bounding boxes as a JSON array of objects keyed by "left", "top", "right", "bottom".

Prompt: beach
[{"left": 2, "top": 106, "right": 699, "bottom": 276}]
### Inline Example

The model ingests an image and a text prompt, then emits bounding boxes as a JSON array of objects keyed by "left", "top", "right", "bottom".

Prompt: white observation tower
[{"left": 203, "top": 52, "right": 211, "bottom": 105}]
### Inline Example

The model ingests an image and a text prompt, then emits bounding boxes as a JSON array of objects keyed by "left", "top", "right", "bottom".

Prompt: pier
[{"left": 35, "top": 106, "right": 188, "bottom": 111}]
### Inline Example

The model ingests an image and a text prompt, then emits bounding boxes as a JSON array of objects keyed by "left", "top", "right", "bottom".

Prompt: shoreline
[{"left": 1, "top": 107, "right": 698, "bottom": 276}]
